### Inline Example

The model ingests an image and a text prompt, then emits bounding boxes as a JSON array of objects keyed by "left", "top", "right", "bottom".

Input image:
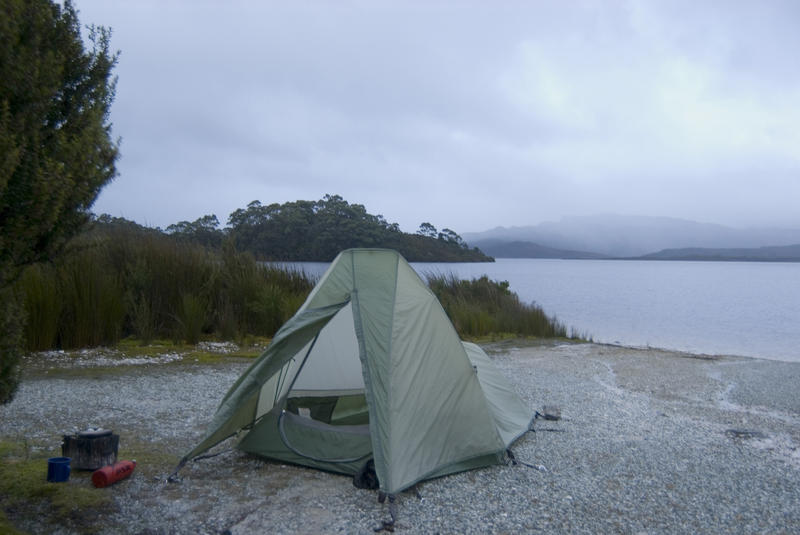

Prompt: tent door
[
  {"left": 277, "top": 409, "right": 372, "bottom": 463},
  {"left": 275, "top": 301, "right": 372, "bottom": 464}
]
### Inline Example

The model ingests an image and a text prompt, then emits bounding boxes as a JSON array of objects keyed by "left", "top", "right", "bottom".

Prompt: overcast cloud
[{"left": 78, "top": 0, "right": 800, "bottom": 234}]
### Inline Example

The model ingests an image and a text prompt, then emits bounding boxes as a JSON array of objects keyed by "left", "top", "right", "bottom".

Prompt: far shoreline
[{"left": 482, "top": 337, "right": 799, "bottom": 366}]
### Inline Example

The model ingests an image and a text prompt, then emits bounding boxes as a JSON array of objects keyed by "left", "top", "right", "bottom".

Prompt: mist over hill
[
  {"left": 470, "top": 239, "right": 608, "bottom": 260},
  {"left": 463, "top": 215, "right": 800, "bottom": 257},
  {"left": 637, "top": 244, "right": 800, "bottom": 262}
]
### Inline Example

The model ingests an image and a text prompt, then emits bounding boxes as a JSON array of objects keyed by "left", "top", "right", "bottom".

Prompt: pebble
[{"left": 1, "top": 342, "right": 799, "bottom": 534}]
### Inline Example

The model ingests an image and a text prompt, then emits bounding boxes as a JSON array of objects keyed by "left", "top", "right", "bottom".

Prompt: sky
[{"left": 77, "top": 0, "right": 800, "bottom": 234}]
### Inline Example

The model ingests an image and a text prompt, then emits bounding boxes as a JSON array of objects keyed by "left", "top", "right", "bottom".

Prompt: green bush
[
  {"left": 426, "top": 273, "right": 574, "bottom": 339},
  {"left": 15, "top": 226, "right": 315, "bottom": 351},
  {"left": 58, "top": 248, "right": 126, "bottom": 348},
  {"left": 19, "top": 264, "right": 60, "bottom": 351},
  {"left": 214, "top": 296, "right": 239, "bottom": 341},
  {"left": 128, "top": 294, "right": 157, "bottom": 345},
  {"left": 174, "top": 293, "right": 208, "bottom": 345},
  {"left": 14, "top": 221, "right": 579, "bottom": 352}
]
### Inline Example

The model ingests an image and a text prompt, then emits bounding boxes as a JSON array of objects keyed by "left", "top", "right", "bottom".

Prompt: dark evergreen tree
[
  {"left": 0, "top": 0, "right": 119, "bottom": 403},
  {"left": 417, "top": 222, "right": 438, "bottom": 238}
]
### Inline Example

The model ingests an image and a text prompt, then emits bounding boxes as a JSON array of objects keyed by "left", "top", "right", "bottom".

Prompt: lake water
[{"left": 276, "top": 259, "right": 800, "bottom": 363}]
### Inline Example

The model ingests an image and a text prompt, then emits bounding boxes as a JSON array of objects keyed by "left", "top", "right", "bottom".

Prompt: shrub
[
  {"left": 19, "top": 264, "right": 60, "bottom": 351},
  {"left": 426, "top": 273, "right": 571, "bottom": 339},
  {"left": 128, "top": 294, "right": 157, "bottom": 345},
  {"left": 16, "top": 226, "right": 315, "bottom": 350},
  {"left": 174, "top": 293, "right": 208, "bottom": 345},
  {"left": 59, "top": 248, "right": 125, "bottom": 348}
]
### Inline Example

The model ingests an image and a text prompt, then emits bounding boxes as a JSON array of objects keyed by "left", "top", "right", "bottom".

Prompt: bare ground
[{"left": 2, "top": 341, "right": 799, "bottom": 534}]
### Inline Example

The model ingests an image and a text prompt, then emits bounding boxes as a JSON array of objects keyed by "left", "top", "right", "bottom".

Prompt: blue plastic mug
[{"left": 47, "top": 457, "right": 71, "bottom": 482}]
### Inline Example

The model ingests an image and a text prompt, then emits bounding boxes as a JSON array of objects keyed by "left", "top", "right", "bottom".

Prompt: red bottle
[{"left": 92, "top": 460, "right": 136, "bottom": 488}]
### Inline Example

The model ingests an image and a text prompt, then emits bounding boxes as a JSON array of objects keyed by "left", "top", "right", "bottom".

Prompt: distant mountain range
[
  {"left": 636, "top": 244, "right": 800, "bottom": 262},
  {"left": 471, "top": 239, "right": 608, "bottom": 259},
  {"left": 464, "top": 215, "right": 800, "bottom": 261}
]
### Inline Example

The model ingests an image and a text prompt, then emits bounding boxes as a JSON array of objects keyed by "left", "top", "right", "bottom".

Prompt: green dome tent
[{"left": 179, "top": 249, "right": 533, "bottom": 495}]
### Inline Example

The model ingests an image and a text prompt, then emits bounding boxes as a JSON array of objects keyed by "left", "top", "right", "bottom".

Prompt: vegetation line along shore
[{"left": 14, "top": 220, "right": 583, "bottom": 354}]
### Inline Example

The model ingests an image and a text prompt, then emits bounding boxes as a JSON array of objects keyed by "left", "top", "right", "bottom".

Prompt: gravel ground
[{"left": 2, "top": 342, "right": 799, "bottom": 534}]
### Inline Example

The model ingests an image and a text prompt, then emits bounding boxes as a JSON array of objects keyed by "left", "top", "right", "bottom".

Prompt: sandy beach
[{"left": 2, "top": 341, "right": 799, "bottom": 534}]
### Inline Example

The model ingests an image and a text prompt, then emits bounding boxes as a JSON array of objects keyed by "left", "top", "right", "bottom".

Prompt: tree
[
  {"left": 437, "top": 228, "right": 466, "bottom": 248},
  {"left": 223, "top": 195, "right": 493, "bottom": 262},
  {"left": 0, "top": 0, "right": 119, "bottom": 403},
  {"left": 417, "top": 222, "right": 437, "bottom": 238},
  {"left": 166, "top": 214, "right": 223, "bottom": 248}
]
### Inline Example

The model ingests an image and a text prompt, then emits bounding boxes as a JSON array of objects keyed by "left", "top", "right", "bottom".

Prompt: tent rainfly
[{"left": 178, "top": 248, "right": 534, "bottom": 496}]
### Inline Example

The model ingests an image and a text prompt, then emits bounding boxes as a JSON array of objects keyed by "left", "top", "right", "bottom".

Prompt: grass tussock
[
  {"left": 427, "top": 273, "right": 584, "bottom": 340},
  {"left": 14, "top": 227, "right": 315, "bottom": 351}
]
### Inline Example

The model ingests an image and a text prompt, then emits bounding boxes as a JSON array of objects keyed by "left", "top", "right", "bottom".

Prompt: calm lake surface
[{"left": 278, "top": 259, "right": 800, "bottom": 363}]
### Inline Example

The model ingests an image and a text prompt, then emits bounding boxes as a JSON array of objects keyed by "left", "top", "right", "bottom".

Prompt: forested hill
[
  {"left": 98, "top": 195, "right": 493, "bottom": 262},
  {"left": 636, "top": 244, "right": 800, "bottom": 262}
]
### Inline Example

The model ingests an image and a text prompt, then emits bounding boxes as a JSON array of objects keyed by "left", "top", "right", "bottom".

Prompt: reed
[
  {"left": 19, "top": 264, "right": 61, "bottom": 351},
  {"left": 215, "top": 247, "right": 313, "bottom": 339},
  {"left": 174, "top": 293, "right": 208, "bottom": 345},
  {"left": 214, "top": 296, "right": 239, "bottom": 341},
  {"left": 16, "top": 223, "right": 579, "bottom": 351},
  {"left": 425, "top": 273, "right": 576, "bottom": 339},
  {"left": 216, "top": 246, "right": 266, "bottom": 337},
  {"left": 58, "top": 248, "right": 125, "bottom": 348},
  {"left": 128, "top": 294, "right": 157, "bottom": 345},
  {"left": 16, "top": 227, "right": 315, "bottom": 350}
]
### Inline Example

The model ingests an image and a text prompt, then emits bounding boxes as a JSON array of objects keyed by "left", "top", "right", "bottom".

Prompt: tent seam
[
  {"left": 349, "top": 251, "right": 389, "bottom": 490},
  {"left": 384, "top": 251, "right": 401, "bottom": 492}
]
